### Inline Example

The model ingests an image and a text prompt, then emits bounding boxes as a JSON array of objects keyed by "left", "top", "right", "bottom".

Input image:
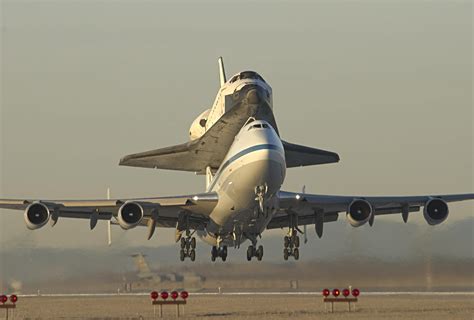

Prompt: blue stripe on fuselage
[{"left": 207, "top": 144, "right": 282, "bottom": 192}]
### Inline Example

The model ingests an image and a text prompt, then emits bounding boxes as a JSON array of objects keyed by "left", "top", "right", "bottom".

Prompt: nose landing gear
[{"left": 283, "top": 231, "right": 300, "bottom": 260}]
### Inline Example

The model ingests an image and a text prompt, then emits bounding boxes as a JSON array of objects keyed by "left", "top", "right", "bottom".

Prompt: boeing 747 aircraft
[{"left": 1, "top": 58, "right": 473, "bottom": 262}]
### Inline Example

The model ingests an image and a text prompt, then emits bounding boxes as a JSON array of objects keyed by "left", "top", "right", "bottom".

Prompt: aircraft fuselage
[{"left": 197, "top": 119, "right": 286, "bottom": 246}]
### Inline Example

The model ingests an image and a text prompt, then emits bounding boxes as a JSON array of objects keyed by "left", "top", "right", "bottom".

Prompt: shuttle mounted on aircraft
[{"left": 1, "top": 58, "right": 473, "bottom": 262}]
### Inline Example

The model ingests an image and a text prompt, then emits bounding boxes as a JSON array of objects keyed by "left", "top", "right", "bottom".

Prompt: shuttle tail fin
[{"left": 218, "top": 57, "right": 226, "bottom": 87}]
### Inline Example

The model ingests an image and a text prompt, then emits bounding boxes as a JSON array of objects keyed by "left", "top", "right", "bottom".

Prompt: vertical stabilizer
[
  {"left": 206, "top": 166, "right": 214, "bottom": 190},
  {"left": 131, "top": 253, "right": 152, "bottom": 275},
  {"left": 218, "top": 57, "right": 226, "bottom": 87}
]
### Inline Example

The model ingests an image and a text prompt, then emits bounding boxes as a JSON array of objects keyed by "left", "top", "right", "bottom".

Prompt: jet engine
[
  {"left": 189, "top": 109, "right": 211, "bottom": 140},
  {"left": 346, "top": 199, "right": 373, "bottom": 227},
  {"left": 423, "top": 198, "right": 449, "bottom": 225},
  {"left": 117, "top": 201, "right": 144, "bottom": 229},
  {"left": 24, "top": 202, "right": 50, "bottom": 230}
]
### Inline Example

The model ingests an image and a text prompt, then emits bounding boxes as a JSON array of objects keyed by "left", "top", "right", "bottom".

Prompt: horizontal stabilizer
[{"left": 282, "top": 141, "right": 340, "bottom": 168}]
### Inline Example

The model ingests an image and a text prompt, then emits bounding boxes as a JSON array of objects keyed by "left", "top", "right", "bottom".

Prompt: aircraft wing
[
  {"left": 268, "top": 191, "right": 474, "bottom": 236},
  {"left": 282, "top": 141, "right": 340, "bottom": 167},
  {"left": 0, "top": 193, "right": 218, "bottom": 238}
]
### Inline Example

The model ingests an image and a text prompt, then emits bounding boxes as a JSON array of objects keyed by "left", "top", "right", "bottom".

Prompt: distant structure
[{"left": 125, "top": 253, "right": 204, "bottom": 291}]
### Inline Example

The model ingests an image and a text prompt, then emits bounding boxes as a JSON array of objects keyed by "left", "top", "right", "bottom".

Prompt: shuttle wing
[
  {"left": 282, "top": 141, "right": 340, "bottom": 167},
  {"left": 269, "top": 191, "right": 474, "bottom": 236},
  {"left": 119, "top": 100, "right": 264, "bottom": 173}
]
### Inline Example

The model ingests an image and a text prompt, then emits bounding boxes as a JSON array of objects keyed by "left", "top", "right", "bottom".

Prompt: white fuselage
[{"left": 198, "top": 120, "right": 286, "bottom": 246}]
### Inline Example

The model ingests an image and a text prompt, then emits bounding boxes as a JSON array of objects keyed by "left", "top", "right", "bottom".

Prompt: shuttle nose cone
[{"left": 246, "top": 88, "right": 261, "bottom": 104}]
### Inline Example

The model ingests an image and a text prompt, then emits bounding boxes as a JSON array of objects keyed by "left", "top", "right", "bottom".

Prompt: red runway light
[
  {"left": 180, "top": 291, "right": 189, "bottom": 300},
  {"left": 160, "top": 291, "right": 169, "bottom": 300},
  {"left": 352, "top": 288, "right": 360, "bottom": 297},
  {"left": 332, "top": 288, "right": 340, "bottom": 297},
  {"left": 0, "top": 295, "right": 7, "bottom": 304},
  {"left": 322, "top": 288, "right": 330, "bottom": 297},
  {"left": 9, "top": 295, "right": 18, "bottom": 303},
  {"left": 150, "top": 291, "right": 158, "bottom": 300},
  {"left": 171, "top": 291, "right": 179, "bottom": 300},
  {"left": 342, "top": 289, "right": 350, "bottom": 297}
]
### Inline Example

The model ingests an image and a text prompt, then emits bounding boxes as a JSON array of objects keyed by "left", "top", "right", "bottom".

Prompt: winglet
[{"left": 218, "top": 57, "right": 226, "bottom": 87}]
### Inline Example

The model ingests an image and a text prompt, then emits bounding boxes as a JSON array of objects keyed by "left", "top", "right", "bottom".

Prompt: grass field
[{"left": 5, "top": 294, "right": 473, "bottom": 320}]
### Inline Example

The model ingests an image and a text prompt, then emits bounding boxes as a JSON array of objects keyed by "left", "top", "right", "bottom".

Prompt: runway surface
[
  {"left": 18, "top": 291, "right": 474, "bottom": 297},
  {"left": 6, "top": 292, "right": 473, "bottom": 319}
]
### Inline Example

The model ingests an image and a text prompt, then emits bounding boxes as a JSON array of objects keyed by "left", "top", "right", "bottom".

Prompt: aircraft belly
[{"left": 202, "top": 151, "right": 285, "bottom": 246}]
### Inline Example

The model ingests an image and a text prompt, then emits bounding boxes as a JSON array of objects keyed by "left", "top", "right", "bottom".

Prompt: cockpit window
[
  {"left": 229, "top": 71, "right": 266, "bottom": 84},
  {"left": 248, "top": 123, "right": 269, "bottom": 130}
]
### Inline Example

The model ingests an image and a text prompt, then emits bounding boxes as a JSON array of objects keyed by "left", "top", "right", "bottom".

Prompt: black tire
[
  {"left": 180, "top": 249, "right": 185, "bottom": 261},
  {"left": 295, "top": 236, "right": 300, "bottom": 248},
  {"left": 191, "top": 237, "right": 196, "bottom": 249},
  {"left": 190, "top": 249, "right": 196, "bottom": 262},
  {"left": 284, "top": 236, "right": 290, "bottom": 248},
  {"left": 211, "top": 246, "right": 217, "bottom": 262},
  {"left": 222, "top": 255, "right": 227, "bottom": 262},
  {"left": 283, "top": 248, "right": 289, "bottom": 261},
  {"left": 180, "top": 237, "right": 186, "bottom": 249},
  {"left": 247, "top": 246, "right": 253, "bottom": 261},
  {"left": 257, "top": 245, "right": 263, "bottom": 261},
  {"left": 222, "top": 246, "right": 228, "bottom": 256},
  {"left": 294, "top": 248, "right": 299, "bottom": 260}
]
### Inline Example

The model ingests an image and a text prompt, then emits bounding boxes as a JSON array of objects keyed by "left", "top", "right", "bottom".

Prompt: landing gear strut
[
  {"left": 179, "top": 235, "right": 196, "bottom": 262},
  {"left": 283, "top": 230, "right": 300, "bottom": 261},
  {"left": 211, "top": 246, "right": 228, "bottom": 262}
]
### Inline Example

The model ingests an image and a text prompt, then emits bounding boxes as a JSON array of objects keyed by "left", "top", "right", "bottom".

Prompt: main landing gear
[
  {"left": 283, "top": 231, "right": 300, "bottom": 261},
  {"left": 179, "top": 236, "right": 196, "bottom": 262},
  {"left": 246, "top": 244, "right": 264, "bottom": 261},
  {"left": 211, "top": 246, "right": 228, "bottom": 262}
]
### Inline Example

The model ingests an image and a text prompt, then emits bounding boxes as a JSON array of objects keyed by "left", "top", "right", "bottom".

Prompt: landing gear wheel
[
  {"left": 180, "top": 249, "right": 185, "bottom": 261},
  {"left": 190, "top": 249, "right": 196, "bottom": 262},
  {"left": 283, "top": 248, "right": 289, "bottom": 260},
  {"left": 257, "top": 245, "right": 264, "bottom": 261},
  {"left": 293, "top": 248, "right": 299, "bottom": 260},
  {"left": 247, "top": 246, "right": 253, "bottom": 261},
  {"left": 211, "top": 246, "right": 217, "bottom": 262},
  {"left": 222, "top": 254, "right": 227, "bottom": 262},
  {"left": 294, "top": 236, "right": 300, "bottom": 248},
  {"left": 222, "top": 246, "right": 228, "bottom": 257},
  {"left": 180, "top": 237, "right": 186, "bottom": 249},
  {"left": 190, "top": 237, "right": 196, "bottom": 249},
  {"left": 284, "top": 236, "right": 290, "bottom": 248}
]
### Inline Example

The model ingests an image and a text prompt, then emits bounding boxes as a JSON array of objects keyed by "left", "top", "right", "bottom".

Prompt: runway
[
  {"left": 5, "top": 291, "right": 472, "bottom": 320},
  {"left": 18, "top": 291, "right": 474, "bottom": 297}
]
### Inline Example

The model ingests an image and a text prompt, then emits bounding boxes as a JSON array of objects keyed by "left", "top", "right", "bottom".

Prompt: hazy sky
[{"left": 0, "top": 1, "right": 472, "bottom": 249}]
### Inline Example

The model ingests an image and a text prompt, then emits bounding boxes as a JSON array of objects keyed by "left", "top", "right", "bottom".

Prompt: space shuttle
[{"left": 120, "top": 57, "right": 339, "bottom": 188}]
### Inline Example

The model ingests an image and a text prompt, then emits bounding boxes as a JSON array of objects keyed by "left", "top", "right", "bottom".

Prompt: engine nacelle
[
  {"left": 117, "top": 201, "right": 144, "bottom": 230},
  {"left": 423, "top": 198, "right": 449, "bottom": 225},
  {"left": 189, "top": 109, "right": 211, "bottom": 140},
  {"left": 346, "top": 199, "right": 373, "bottom": 227},
  {"left": 24, "top": 202, "right": 50, "bottom": 230}
]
